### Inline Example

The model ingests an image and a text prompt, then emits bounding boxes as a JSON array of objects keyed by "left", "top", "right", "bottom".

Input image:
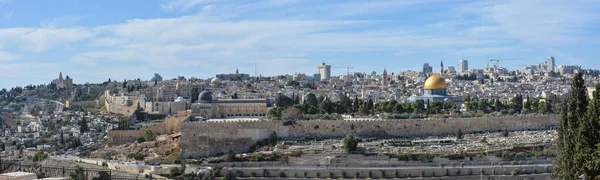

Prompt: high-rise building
[
  {"left": 458, "top": 60, "right": 468, "bottom": 73},
  {"left": 423, "top": 63, "right": 432, "bottom": 74},
  {"left": 546, "top": 56, "right": 555, "bottom": 72},
  {"left": 317, "top": 62, "right": 331, "bottom": 81}
]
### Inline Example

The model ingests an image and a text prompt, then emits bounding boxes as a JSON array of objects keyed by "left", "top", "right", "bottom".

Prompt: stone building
[
  {"left": 144, "top": 96, "right": 188, "bottom": 115},
  {"left": 57, "top": 72, "right": 73, "bottom": 88},
  {"left": 190, "top": 90, "right": 271, "bottom": 119}
]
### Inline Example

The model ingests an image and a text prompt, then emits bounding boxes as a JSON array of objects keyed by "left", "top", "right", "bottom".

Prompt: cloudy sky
[{"left": 0, "top": 0, "right": 599, "bottom": 89}]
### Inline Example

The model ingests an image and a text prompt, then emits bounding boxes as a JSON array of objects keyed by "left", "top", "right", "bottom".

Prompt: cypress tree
[
  {"left": 578, "top": 84, "right": 600, "bottom": 178},
  {"left": 524, "top": 95, "right": 531, "bottom": 112},
  {"left": 556, "top": 72, "right": 588, "bottom": 179}
]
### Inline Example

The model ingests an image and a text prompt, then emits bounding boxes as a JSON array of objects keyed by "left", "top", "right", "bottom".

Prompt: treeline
[
  {"left": 268, "top": 90, "right": 560, "bottom": 120},
  {"left": 463, "top": 94, "right": 562, "bottom": 115},
  {"left": 269, "top": 92, "right": 381, "bottom": 120}
]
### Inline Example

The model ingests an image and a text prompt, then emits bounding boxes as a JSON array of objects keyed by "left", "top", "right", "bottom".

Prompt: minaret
[
  {"left": 361, "top": 84, "right": 366, "bottom": 99},
  {"left": 382, "top": 68, "right": 388, "bottom": 88},
  {"left": 58, "top": 72, "right": 64, "bottom": 88},
  {"left": 440, "top": 61, "right": 444, "bottom": 74}
]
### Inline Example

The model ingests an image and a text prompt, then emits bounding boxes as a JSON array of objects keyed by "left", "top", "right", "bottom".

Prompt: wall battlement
[{"left": 181, "top": 115, "right": 559, "bottom": 158}]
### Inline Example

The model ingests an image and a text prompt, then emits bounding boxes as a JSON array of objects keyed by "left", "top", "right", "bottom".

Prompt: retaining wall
[{"left": 181, "top": 116, "right": 559, "bottom": 158}]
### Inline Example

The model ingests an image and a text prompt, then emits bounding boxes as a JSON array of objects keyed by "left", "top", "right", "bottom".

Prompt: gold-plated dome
[{"left": 424, "top": 74, "right": 446, "bottom": 89}]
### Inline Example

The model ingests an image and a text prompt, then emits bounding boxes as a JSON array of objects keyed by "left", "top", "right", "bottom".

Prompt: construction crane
[
  {"left": 489, "top": 58, "right": 522, "bottom": 68},
  {"left": 333, "top": 66, "right": 354, "bottom": 76}
]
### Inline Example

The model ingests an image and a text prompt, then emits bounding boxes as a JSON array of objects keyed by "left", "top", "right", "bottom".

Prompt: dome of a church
[
  {"left": 198, "top": 90, "right": 213, "bottom": 103},
  {"left": 210, "top": 77, "right": 221, "bottom": 84},
  {"left": 424, "top": 74, "right": 446, "bottom": 90}
]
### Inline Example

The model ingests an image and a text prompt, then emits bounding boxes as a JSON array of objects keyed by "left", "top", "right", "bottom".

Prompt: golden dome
[{"left": 424, "top": 74, "right": 446, "bottom": 89}]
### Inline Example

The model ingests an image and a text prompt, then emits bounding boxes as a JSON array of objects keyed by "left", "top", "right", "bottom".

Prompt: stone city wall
[
  {"left": 105, "top": 99, "right": 136, "bottom": 116},
  {"left": 181, "top": 115, "right": 558, "bottom": 158},
  {"left": 108, "top": 124, "right": 168, "bottom": 146},
  {"left": 107, "top": 110, "right": 190, "bottom": 146},
  {"left": 66, "top": 100, "right": 100, "bottom": 108}
]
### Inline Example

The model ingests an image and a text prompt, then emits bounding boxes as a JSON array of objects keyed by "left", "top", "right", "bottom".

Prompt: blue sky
[{"left": 1, "top": 0, "right": 599, "bottom": 89}]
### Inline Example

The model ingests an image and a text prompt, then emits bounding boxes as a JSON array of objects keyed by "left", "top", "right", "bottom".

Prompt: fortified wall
[
  {"left": 108, "top": 110, "right": 191, "bottom": 145},
  {"left": 181, "top": 115, "right": 558, "bottom": 158}
]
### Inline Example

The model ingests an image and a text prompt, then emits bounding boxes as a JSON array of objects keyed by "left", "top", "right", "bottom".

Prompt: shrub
[
  {"left": 137, "top": 136, "right": 146, "bottom": 143},
  {"left": 127, "top": 153, "right": 145, "bottom": 161},
  {"left": 511, "top": 169, "right": 518, "bottom": 176},
  {"left": 343, "top": 134, "right": 360, "bottom": 152},
  {"left": 279, "top": 171, "right": 286, "bottom": 177},
  {"left": 289, "top": 151, "right": 302, "bottom": 157}
]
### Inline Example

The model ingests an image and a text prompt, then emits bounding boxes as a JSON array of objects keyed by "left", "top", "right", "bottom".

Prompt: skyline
[{"left": 1, "top": 0, "right": 599, "bottom": 89}]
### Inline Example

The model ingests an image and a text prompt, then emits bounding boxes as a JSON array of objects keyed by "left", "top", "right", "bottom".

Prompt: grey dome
[{"left": 198, "top": 90, "right": 212, "bottom": 103}]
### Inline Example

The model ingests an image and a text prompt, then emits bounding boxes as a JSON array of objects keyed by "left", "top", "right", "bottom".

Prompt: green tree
[
  {"left": 524, "top": 95, "right": 531, "bottom": 112},
  {"left": 224, "top": 150, "right": 236, "bottom": 162},
  {"left": 339, "top": 92, "right": 351, "bottom": 113},
  {"left": 275, "top": 93, "right": 293, "bottom": 108},
  {"left": 456, "top": 129, "right": 463, "bottom": 140},
  {"left": 367, "top": 98, "right": 374, "bottom": 115},
  {"left": 92, "top": 171, "right": 110, "bottom": 180},
  {"left": 352, "top": 96, "right": 359, "bottom": 113},
  {"left": 79, "top": 117, "right": 88, "bottom": 133},
  {"left": 343, "top": 134, "right": 359, "bottom": 152},
  {"left": 306, "top": 93, "right": 318, "bottom": 108},
  {"left": 575, "top": 84, "right": 600, "bottom": 179},
  {"left": 144, "top": 130, "right": 155, "bottom": 141},
  {"left": 538, "top": 101, "right": 548, "bottom": 114},
  {"left": 413, "top": 100, "right": 425, "bottom": 114},
  {"left": 69, "top": 166, "right": 86, "bottom": 180},
  {"left": 511, "top": 94, "right": 523, "bottom": 113},
  {"left": 267, "top": 107, "right": 284, "bottom": 119},
  {"left": 556, "top": 72, "right": 589, "bottom": 179},
  {"left": 33, "top": 151, "right": 47, "bottom": 162},
  {"left": 267, "top": 132, "right": 279, "bottom": 145}
]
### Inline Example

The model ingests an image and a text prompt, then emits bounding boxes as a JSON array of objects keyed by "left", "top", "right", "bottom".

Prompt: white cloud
[
  {"left": 451, "top": 47, "right": 514, "bottom": 55},
  {"left": 0, "top": 50, "right": 18, "bottom": 61},
  {"left": 0, "top": 27, "right": 93, "bottom": 52},
  {"left": 161, "top": 0, "right": 213, "bottom": 12},
  {"left": 480, "top": 0, "right": 599, "bottom": 46},
  {"left": 40, "top": 15, "right": 85, "bottom": 28}
]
